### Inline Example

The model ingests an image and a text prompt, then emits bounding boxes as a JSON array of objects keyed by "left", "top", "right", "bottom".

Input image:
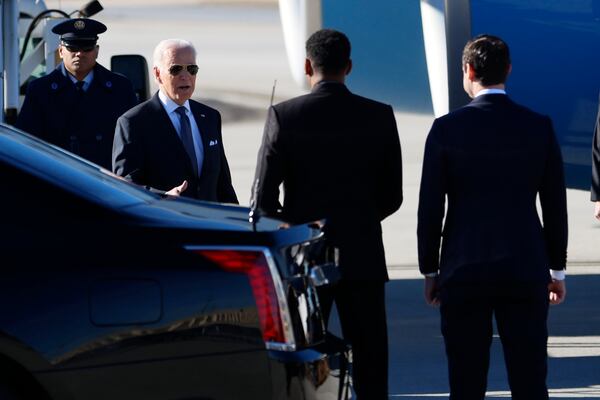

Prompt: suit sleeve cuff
[
  {"left": 550, "top": 269, "right": 566, "bottom": 281},
  {"left": 423, "top": 272, "right": 439, "bottom": 278}
]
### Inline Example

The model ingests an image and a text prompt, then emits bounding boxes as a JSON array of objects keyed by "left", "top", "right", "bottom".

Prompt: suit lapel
[
  {"left": 149, "top": 93, "right": 196, "bottom": 176},
  {"left": 50, "top": 67, "right": 83, "bottom": 145},
  {"left": 190, "top": 100, "right": 213, "bottom": 175},
  {"left": 49, "top": 68, "right": 74, "bottom": 137}
]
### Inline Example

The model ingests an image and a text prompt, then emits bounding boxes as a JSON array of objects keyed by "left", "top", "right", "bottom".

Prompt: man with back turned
[
  {"left": 417, "top": 34, "right": 568, "bottom": 399},
  {"left": 253, "top": 29, "right": 403, "bottom": 399}
]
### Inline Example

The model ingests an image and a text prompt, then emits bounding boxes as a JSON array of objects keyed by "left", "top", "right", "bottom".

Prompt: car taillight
[{"left": 192, "top": 248, "right": 296, "bottom": 351}]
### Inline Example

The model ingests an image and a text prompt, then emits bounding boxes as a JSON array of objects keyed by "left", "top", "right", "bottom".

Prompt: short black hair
[
  {"left": 462, "top": 34, "right": 511, "bottom": 86},
  {"left": 306, "top": 29, "right": 351, "bottom": 75}
]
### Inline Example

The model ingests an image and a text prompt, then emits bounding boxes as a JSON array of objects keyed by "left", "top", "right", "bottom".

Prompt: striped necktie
[{"left": 175, "top": 106, "right": 199, "bottom": 177}]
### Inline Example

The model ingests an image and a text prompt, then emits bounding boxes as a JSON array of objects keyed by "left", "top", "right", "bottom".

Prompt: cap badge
[{"left": 74, "top": 20, "right": 85, "bottom": 30}]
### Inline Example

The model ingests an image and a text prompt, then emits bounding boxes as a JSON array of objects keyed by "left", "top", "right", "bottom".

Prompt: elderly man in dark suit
[
  {"left": 112, "top": 39, "right": 237, "bottom": 203},
  {"left": 418, "top": 34, "right": 568, "bottom": 400},
  {"left": 253, "top": 29, "right": 402, "bottom": 399},
  {"left": 16, "top": 18, "right": 137, "bottom": 170}
]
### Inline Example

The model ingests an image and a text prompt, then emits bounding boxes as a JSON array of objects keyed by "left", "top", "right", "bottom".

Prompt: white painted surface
[{"left": 420, "top": 0, "right": 449, "bottom": 117}]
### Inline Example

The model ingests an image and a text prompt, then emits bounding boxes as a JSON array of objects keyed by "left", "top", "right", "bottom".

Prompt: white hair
[{"left": 152, "top": 39, "right": 197, "bottom": 68}]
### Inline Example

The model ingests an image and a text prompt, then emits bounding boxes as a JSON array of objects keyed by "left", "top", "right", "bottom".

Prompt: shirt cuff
[
  {"left": 550, "top": 269, "right": 566, "bottom": 281},
  {"left": 423, "top": 272, "right": 439, "bottom": 278}
]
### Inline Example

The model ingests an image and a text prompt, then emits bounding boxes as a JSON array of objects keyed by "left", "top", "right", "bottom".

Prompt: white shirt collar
[
  {"left": 475, "top": 88, "right": 507, "bottom": 97},
  {"left": 158, "top": 90, "right": 191, "bottom": 114}
]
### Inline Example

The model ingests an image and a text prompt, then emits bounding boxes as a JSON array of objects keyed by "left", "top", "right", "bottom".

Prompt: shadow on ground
[
  {"left": 328, "top": 275, "right": 600, "bottom": 399},
  {"left": 195, "top": 97, "right": 266, "bottom": 124}
]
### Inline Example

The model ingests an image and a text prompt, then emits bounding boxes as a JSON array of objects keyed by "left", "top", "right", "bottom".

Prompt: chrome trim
[
  {"left": 185, "top": 245, "right": 297, "bottom": 352},
  {"left": 266, "top": 342, "right": 296, "bottom": 352},
  {"left": 262, "top": 248, "right": 297, "bottom": 349},
  {"left": 309, "top": 265, "right": 329, "bottom": 287}
]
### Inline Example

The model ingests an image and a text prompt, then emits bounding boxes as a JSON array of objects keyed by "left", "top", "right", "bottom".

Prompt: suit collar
[
  {"left": 150, "top": 92, "right": 211, "bottom": 136},
  {"left": 91, "top": 64, "right": 117, "bottom": 92},
  {"left": 148, "top": 92, "right": 180, "bottom": 138},
  {"left": 474, "top": 88, "right": 506, "bottom": 97},
  {"left": 61, "top": 63, "right": 94, "bottom": 89},
  {"left": 47, "top": 66, "right": 73, "bottom": 91},
  {"left": 468, "top": 93, "right": 512, "bottom": 108},
  {"left": 158, "top": 90, "right": 192, "bottom": 115},
  {"left": 51, "top": 63, "right": 116, "bottom": 93},
  {"left": 311, "top": 80, "right": 351, "bottom": 95},
  {"left": 188, "top": 99, "right": 207, "bottom": 121}
]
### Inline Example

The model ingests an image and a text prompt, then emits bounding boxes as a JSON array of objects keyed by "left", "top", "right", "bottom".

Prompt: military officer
[{"left": 17, "top": 18, "right": 137, "bottom": 170}]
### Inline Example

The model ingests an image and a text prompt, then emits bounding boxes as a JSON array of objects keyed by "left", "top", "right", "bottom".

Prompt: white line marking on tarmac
[
  {"left": 548, "top": 336, "right": 600, "bottom": 358},
  {"left": 388, "top": 265, "right": 600, "bottom": 280},
  {"left": 390, "top": 385, "right": 600, "bottom": 397}
]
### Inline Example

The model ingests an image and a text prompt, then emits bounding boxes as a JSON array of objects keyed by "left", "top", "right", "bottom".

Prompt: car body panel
[{"left": 0, "top": 123, "right": 348, "bottom": 400}]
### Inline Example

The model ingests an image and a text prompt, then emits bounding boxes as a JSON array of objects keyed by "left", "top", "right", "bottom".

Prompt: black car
[{"left": 0, "top": 124, "right": 350, "bottom": 400}]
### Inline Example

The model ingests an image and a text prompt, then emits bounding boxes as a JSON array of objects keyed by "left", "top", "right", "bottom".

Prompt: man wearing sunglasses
[
  {"left": 16, "top": 18, "right": 137, "bottom": 170},
  {"left": 112, "top": 39, "right": 238, "bottom": 203}
]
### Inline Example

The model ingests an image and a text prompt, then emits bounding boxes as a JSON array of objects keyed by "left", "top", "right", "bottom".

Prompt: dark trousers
[
  {"left": 439, "top": 284, "right": 549, "bottom": 400},
  {"left": 318, "top": 280, "right": 388, "bottom": 400}
]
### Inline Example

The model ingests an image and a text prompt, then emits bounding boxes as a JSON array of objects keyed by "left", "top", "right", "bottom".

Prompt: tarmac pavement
[{"left": 46, "top": 1, "right": 600, "bottom": 397}]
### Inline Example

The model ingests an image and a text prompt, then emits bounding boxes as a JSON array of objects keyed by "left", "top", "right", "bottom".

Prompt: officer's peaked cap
[{"left": 52, "top": 18, "right": 107, "bottom": 44}]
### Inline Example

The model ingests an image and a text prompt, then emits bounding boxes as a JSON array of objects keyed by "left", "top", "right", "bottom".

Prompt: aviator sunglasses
[{"left": 168, "top": 64, "right": 199, "bottom": 76}]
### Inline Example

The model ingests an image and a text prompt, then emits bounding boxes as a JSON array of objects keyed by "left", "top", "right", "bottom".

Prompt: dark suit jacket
[
  {"left": 417, "top": 94, "right": 568, "bottom": 286},
  {"left": 253, "top": 81, "right": 403, "bottom": 281},
  {"left": 112, "top": 92, "right": 238, "bottom": 203},
  {"left": 16, "top": 63, "right": 137, "bottom": 170},
  {"left": 592, "top": 97, "right": 600, "bottom": 201}
]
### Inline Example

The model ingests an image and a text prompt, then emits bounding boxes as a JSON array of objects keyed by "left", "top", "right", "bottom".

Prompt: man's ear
[
  {"left": 153, "top": 66, "right": 162, "bottom": 84},
  {"left": 506, "top": 63, "right": 512, "bottom": 77},
  {"left": 58, "top": 46, "right": 65, "bottom": 60},
  {"left": 345, "top": 59, "right": 353, "bottom": 76},
  {"left": 304, "top": 58, "right": 313, "bottom": 77},
  {"left": 466, "top": 63, "right": 476, "bottom": 81}
]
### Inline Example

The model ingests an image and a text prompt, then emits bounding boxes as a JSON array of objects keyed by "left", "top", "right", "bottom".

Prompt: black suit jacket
[
  {"left": 17, "top": 63, "right": 137, "bottom": 170},
  {"left": 417, "top": 94, "right": 568, "bottom": 286},
  {"left": 253, "top": 82, "right": 403, "bottom": 281},
  {"left": 592, "top": 97, "right": 600, "bottom": 201},
  {"left": 112, "top": 92, "right": 238, "bottom": 203}
]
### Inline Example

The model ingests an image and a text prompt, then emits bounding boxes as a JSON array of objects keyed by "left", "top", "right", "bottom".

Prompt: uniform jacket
[
  {"left": 417, "top": 94, "right": 568, "bottom": 286},
  {"left": 253, "top": 81, "right": 403, "bottom": 281},
  {"left": 112, "top": 92, "right": 238, "bottom": 204},
  {"left": 16, "top": 63, "right": 137, "bottom": 170}
]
